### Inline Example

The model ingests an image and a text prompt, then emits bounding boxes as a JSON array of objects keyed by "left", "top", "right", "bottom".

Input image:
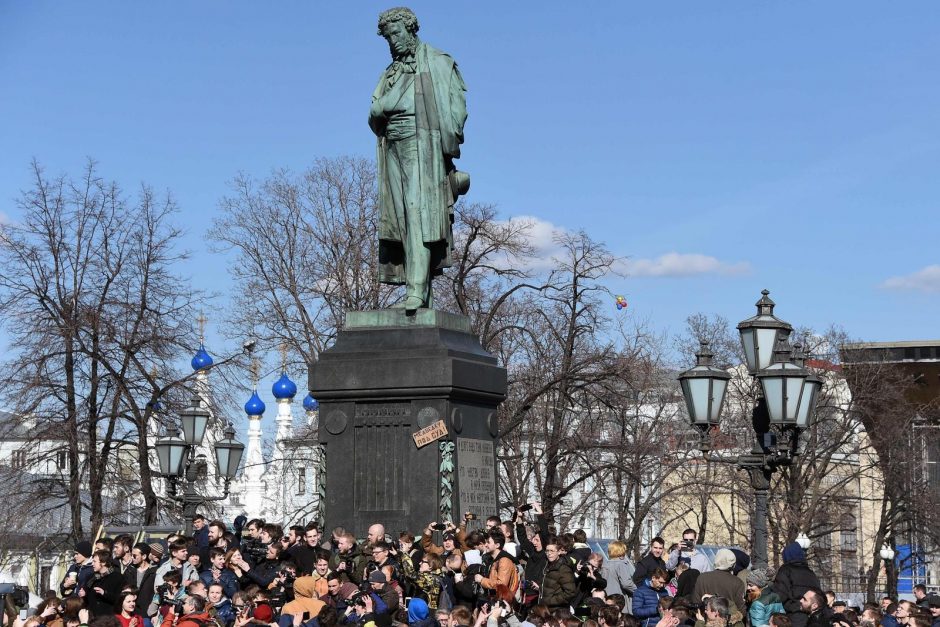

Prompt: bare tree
[
  {"left": 210, "top": 157, "right": 396, "bottom": 369},
  {"left": 0, "top": 159, "right": 210, "bottom": 535}
]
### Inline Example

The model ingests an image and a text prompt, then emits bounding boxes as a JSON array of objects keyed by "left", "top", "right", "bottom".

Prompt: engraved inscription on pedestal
[
  {"left": 457, "top": 438, "right": 497, "bottom": 519},
  {"left": 355, "top": 403, "right": 412, "bottom": 512}
]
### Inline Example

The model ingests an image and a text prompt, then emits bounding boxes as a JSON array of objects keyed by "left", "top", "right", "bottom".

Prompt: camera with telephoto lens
[
  {"left": 243, "top": 537, "right": 268, "bottom": 564},
  {"left": 0, "top": 584, "right": 29, "bottom": 608},
  {"left": 431, "top": 522, "right": 447, "bottom": 531},
  {"left": 517, "top": 504, "right": 533, "bottom": 512}
]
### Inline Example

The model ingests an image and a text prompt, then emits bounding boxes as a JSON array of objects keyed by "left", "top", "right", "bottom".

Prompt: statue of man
[{"left": 369, "top": 7, "right": 469, "bottom": 311}]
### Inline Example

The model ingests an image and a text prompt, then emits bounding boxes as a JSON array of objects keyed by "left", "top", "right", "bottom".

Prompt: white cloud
[
  {"left": 619, "top": 252, "right": 751, "bottom": 278},
  {"left": 482, "top": 217, "right": 750, "bottom": 279},
  {"left": 880, "top": 265, "right": 940, "bottom": 293}
]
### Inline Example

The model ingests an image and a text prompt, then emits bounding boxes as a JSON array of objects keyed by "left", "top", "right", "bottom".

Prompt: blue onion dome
[
  {"left": 191, "top": 345, "right": 214, "bottom": 371},
  {"left": 244, "top": 390, "right": 266, "bottom": 416},
  {"left": 303, "top": 393, "right": 319, "bottom": 412},
  {"left": 271, "top": 373, "right": 298, "bottom": 400}
]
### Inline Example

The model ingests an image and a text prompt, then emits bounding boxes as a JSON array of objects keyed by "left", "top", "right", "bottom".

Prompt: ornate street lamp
[
  {"left": 757, "top": 342, "right": 809, "bottom": 426},
  {"left": 179, "top": 397, "right": 211, "bottom": 447},
  {"left": 737, "top": 290, "right": 793, "bottom": 375},
  {"left": 214, "top": 423, "right": 245, "bottom": 480},
  {"left": 155, "top": 428, "right": 187, "bottom": 477},
  {"left": 154, "top": 394, "right": 245, "bottom": 535},
  {"left": 679, "top": 290, "right": 821, "bottom": 569},
  {"left": 678, "top": 341, "right": 731, "bottom": 433},
  {"left": 791, "top": 344, "right": 823, "bottom": 430}
]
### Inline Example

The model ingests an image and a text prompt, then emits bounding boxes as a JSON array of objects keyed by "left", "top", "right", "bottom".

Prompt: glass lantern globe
[
  {"left": 737, "top": 290, "right": 793, "bottom": 375},
  {"left": 678, "top": 341, "right": 731, "bottom": 430}
]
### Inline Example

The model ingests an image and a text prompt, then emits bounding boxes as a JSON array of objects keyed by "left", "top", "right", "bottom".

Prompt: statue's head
[{"left": 377, "top": 7, "right": 419, "bottom": 58}]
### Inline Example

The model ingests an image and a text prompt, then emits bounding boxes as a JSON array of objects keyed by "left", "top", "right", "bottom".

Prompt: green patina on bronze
[
  {"left": 439, "top": 440, "right": 455, "bottom": 523},
  {"left": 369, "top": 7, "right": 469, "bottom": 311}
]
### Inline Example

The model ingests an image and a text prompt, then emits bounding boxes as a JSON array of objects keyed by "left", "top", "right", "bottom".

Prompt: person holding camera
[
  {"left": 421, "top": 522, "right": 465, "bottom": 562},
  {"left": 512, "top": 503, "right": 547, "bottom": 608},
  {"left": 329, "top": 533, "right": 366, "bottom": 587},
  {"left": 160, "top": 595, "right": 212, "bottom": 627},
  {"left": 665, "top": 530, "right": 711, "bottom": 574},
  {"left": 574, "top": 552, "right": 606, "bottom": 608},
  {"left": 230, "top": 543, "right": 282, "bottom": 590},
  {"left": 324, "top": 574, "right": 358, "bottom": 613}
]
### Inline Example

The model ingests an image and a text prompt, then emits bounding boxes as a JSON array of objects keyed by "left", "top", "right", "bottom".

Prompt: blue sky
[{"left": 2, "top": 2, "right": 939, "bottom": 403}]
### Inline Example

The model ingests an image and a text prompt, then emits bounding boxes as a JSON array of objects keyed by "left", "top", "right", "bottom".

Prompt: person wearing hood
[
  {"left": 674, "top": 568, "right": 700, "bottom": 604},
  {"left": 283, "top": 575, "right": 327, "bottom": 625},
  {"left": 473, "top": 530, "right": 519, "bottom": 604},
  {"left": 692, "top": 549, "right": 746, "bottom": 613},
  {"left": 729, "top": 549, "right": 751, "bottom": 584},
  {"left": 407, "top": 598, "right": 439, "bottom": 627},
  {"left": 746, "top": 567, "right": 784, "bottom": 627},
  {"left": 773, "top": 542, "right": 820, "bottom": 627}
]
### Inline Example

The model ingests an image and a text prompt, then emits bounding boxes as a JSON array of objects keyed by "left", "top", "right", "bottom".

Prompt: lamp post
[
  {"left": 678, "top": 290, "right": 821, "bottom": 568},
  {"left": 154, "top": 396, "right": 245, "bottom": 535},
  {"left": 796, "top": 532, "right": 812, "bottom": 550},
  {"left": 879, "top": 543, "right": 896, "bottom": 598}
]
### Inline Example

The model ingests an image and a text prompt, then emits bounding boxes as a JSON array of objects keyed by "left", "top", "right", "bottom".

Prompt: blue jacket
[
  {"left": 211, "top": 598, "right": 236, "bottom": 627},
  {"left": 633, "top": 580, "right": 668, "bottom": 627},
  {"left": 200, "top": 568, "right": 239, "bottom": 599},
  {"left": 749, "top": 589, "right": 785, "bottom": 627}
]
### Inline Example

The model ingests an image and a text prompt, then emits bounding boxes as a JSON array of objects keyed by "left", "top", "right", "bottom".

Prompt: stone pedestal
[{"left": 308, "top": 309, "right": 506, "bottom": 537}]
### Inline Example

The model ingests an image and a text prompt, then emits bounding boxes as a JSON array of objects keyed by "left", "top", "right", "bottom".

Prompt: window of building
[
  {"left": 840, "top": 553, "right": 858, "bottom": 592},
  {"left": 57, "top": 450, "right": 67, "bottom": 470},
  {"left": 12, "top": 450, "right": 27, "bottom": 469},
  {"left": 297, "top": 467, "right": 306, "bottom": 495},
  {"left": 839, "top": 513, "right": 857, "bottom": 551},
  {"left": 926, "top": 437, "right": 940, "bottom": 488}
]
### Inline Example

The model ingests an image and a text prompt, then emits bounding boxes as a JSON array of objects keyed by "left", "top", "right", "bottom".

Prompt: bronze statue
[{"left": 369, "top": 7, "right": 469, "bottom": 311}]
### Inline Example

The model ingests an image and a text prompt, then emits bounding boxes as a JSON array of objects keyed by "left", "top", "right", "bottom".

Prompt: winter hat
[
  {"left": 713, "top": 549, "right": 736, "bottom": 571},
  {"left": 369, "top": 570, "right": 387, "bottom": 584},
  {"left": 782, "top": 542, "right": 805, "bottom": 564},
  {"left": 149, "top": 542, "right": 166, "bottom": 560},
  {"left": 408, "top": 598, "right": 430, "bottom": 623},
  {"left": 442, "top": 532, "right": 457, "bottom": 542},
  {"left": 747, "top": 567, "right": 773, "bottom": 588},
  {"left": 730, "top": 549, "right": 751, "bottom": 575},
  {"left": 75, "top": 541, "right": 93, "bottom": 558}
]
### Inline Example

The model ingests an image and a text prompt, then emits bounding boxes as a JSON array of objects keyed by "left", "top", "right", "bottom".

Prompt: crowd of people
[{"left": 11, "top": 507, "right": 939, "bottom": 627}]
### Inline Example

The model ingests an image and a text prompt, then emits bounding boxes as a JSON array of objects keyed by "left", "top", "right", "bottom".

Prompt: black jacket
[
  {"left": 773, "top": 560, "right": 821, "bottom": 627},
  {"left": 633, "top": 554, "right": 666, "bottom": 585},
  {"left": 245, "top": 558, "right": 281, "bottom": 588},
  {"left": 516, "top": 517, "right": 549, "bottom": 583},
  {"left": 126, "top": 565, "right": 157, "bottom": 616},
  {"left": 83, "top": 569, "right": 125, "bottom": 617}
]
